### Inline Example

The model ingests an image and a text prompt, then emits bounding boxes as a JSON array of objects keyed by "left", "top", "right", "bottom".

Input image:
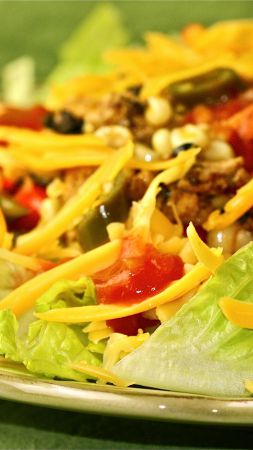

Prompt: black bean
[
  {"left": 44, "top": 110, "right": 84, "bottom": 134},
  {"left": 172, "top": 142, "right": 196, "bottom": 157}
]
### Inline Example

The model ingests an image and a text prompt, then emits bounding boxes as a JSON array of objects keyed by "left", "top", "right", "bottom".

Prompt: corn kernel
[
  {"left": 145, "top": 97, "right": 172, "bottom": 126},
  {"left": 95, "top": 125, "right": 131, "bottom": 148},
  {"left": 171, "top": 124, "right": 208, "bottom": 149},
  {"left": 203, "top": 140, "right": 234, "bottom": 161},
  {"left": 134, "top": 143, "right": 159, "bottom": 162},
  {"left": 152, "top": 128, "right": 172, "bottom": 159}
]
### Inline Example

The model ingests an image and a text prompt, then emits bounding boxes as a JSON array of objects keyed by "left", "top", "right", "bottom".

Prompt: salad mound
[{"left": 0, "top": 15, "right": 253, "bottom": 396}]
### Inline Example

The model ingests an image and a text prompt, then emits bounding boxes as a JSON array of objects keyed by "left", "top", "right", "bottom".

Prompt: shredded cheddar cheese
[
  {"left": 131, "top": 148, "right": 200, "bottom": 240},
  {"left": 219, "top": 297, "right": 253, "bottom": 329},
  {"left": 187, "top": 222, "right": 223, "bottom": 273},
  {"left": 204, "top": 179, "right": 253, "bottom": 231},
  {"left": 0, "top": 208, "right": 7, "bottom": 247},
  {"left": 35, "top": 262, "right": 211, "bottom": 323},
  {"left": 0, "top": 240, "right": 121, "bottom": 317},
  {"left": 69, "top": 361, "right": 131, "bottom": 387},
  {"left": 103, "top": 332, "right": 150, "bottom": 371},
  {"left": 0, "top": 248, "right": 49, "bottom": 272},
  {"left": 15, "top": 142, "right": 133, "bottom": 255}
]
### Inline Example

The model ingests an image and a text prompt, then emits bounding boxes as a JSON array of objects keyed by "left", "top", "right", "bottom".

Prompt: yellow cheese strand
[
  {"left": 9, "top": 148, "right": 113, "bottom": 171},
  {"left": 186, "top": 222, "right": 223, "bottom": 273},
  {"left": 0, "top": 248, "right": 45, "bottom": 272},
  {"left": 219, "top": 296, "right": 253, "bottom": 329},
  {"left": 131, "top": 148, "right": 200, "bottom": 240},
  {"left": 69, "top": 361, "right": 131, "bottom": 387},
  {"left": 35, "top": 263, "right": 210, "bottom": 323},
  {"left": 0, "top": 126, "right": 104, "bottom": 148},
  {"left": 204, "top": 178, "right": 253, "bottom": 231},
  {"left": 0, "top": 240, "right": 121, "bottom": 317},
  {"left": 0, "top": 208, "right": 7, "bottom": 247},
  {"left": 15, "top": 142, "right": 133, "bottom": 255},
  {"left": 141, "top": 57, "right": 234, "bottom": 98},
  {"left": 103, "top": 332, "right": 150, "bottom": 371},
  {"left": 88, "top": 328, "right": 113, "bottom": 344},
  {"left": 245, "top": 380, "right": 253, "bottom": 394},
  {"left": 5, "top": 147, "right": 200, "bottom": 173}
]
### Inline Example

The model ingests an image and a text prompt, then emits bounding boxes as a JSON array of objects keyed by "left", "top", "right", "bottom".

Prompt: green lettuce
[
  {"left": 46, "top": 3, "right": 130, "bottom": 85},
  {"left": 35, "top": 277, "right": 96, "bottom": 313},
  {"left": 113, "top": 242, "right": 253, "bottom": 397},
  {"left": 21, "top": 320, "right": 100, "bottom": 381},
  {"left": 0, "top": 274, "right": 100, "bottom": 380},
  {"left": 0, "top": 309, "right": 101, "bottom": 381},
  {"left": 0, "top": 309, "right": 20, "bottom": 361}
]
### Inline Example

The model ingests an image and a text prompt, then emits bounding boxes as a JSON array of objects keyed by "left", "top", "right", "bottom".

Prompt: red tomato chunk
[{"left": 94, "top": 237, "right": 184, "bottom": 305}]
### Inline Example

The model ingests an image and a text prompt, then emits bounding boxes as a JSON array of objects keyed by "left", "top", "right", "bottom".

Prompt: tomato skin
[
  {"left": 184, "top": 95, "right": 253, "bottom": 170},
  {"left": 94, "top": 238, "right": 184, "bottom": 306},
  {"left": 107, "top": 314, "right": 159, "bottom": 336},
  {"left": 2, "top": 178, "right": 17, "bottom": 194},
  {"left": 0, "top": 106, "right": 47, "bottom": 130},
  {"left": 11, "top": 182, "right": 46, "bottom": 232}
]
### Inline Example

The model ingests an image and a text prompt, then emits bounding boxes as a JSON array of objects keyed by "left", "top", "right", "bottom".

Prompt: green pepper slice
[
  {"left": 169, "top": 68, "right": 245, "bottom": 106},
  {"left": 77, "top": 172, "right": 130, "bottom": 251},
  {"left": 0, "top": 195, "right": 28, "bottom": 219}
]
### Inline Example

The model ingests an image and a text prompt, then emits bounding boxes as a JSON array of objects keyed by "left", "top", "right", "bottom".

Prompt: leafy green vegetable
[
  {"left": 35, "top": 277, "right": 96, "bottom": 314},
  {"left": 21, "top": 320, "right": 100, "bottom": 381},
  {"left": 1, "top": 56, "right": 35, "bottom": 107},
  {"left": 0, "top": 308, "right": 101, "bottom": 381},
  {"left": 0, "top": 310, "right": 20, "bottom": 361},
  {"left": 113, "top": 242, "right": 253, "bottom": 397},
  {"left": 46, "top": 3, "right": 130, "bottom": 85}
]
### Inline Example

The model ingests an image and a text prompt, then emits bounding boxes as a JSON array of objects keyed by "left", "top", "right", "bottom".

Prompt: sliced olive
[
  {"left": 172, "top": 142, "right": 197, "bottom": 157},
  {"left": 77, "top": 173, "right": 130, "bottom": 251},
  {"left": 44, "top": 110, "right": 84, "bottom": 134},
  {"left": 0, "top": 195, "right": 28, "bottom": 219},
  {"left": 169, "top": 68, "right": 245, "bottom": 106}
]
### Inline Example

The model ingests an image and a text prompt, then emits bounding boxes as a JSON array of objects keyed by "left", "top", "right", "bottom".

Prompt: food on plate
[{"left": 1, "top": 16, "right": 253, "bottom": 396}]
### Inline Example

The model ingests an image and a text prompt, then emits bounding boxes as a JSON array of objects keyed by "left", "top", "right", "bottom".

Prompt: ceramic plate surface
[{"left": 0, "top": 365, "right": 253, "bottom": 425}]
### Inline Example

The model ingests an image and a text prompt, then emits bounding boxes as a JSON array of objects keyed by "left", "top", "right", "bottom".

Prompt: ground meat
[
  {"left": 239, "top": 211, "right": 253, "bottom": 233},
  {"left": 162, "top": 191, "right": 213, "bottom": 226},
  {"left": 177, "top": 157, "right": 249, "bottom": 195},
  {"left": 64, "top": 92, "right": 154, "bottom": 144},
  {"left": 126, "top": 170, "right": 154, "bottom": 201},
  {"left": 161, "top": 157, "right": 250, "bottom": 227}
]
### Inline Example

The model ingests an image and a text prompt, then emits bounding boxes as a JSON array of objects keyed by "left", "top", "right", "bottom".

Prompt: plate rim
[{"left": 0, "top": 368, "right": 253, "bottom": 425}]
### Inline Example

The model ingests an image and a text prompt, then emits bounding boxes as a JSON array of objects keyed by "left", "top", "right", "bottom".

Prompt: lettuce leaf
[
  {"left": 35, "top": 277, "right": 96, "bottom": 313},
  {"left": 1, "top": 56, "right": 35, "bottom": 107},
  {"left": 113, "top": 242, "right": 253, "bottom": 397},
  {"left": 21, "top": 320, "right": 100, "bottom": 381},
  {"left": 46, "top": 3, "right": 130, "bottom": 85},
  {"left": 0, "top": 309, "right": 101, "bottom": 381},
  {"left": 0, "top": 309, "right": 20, "bottom": 361}
]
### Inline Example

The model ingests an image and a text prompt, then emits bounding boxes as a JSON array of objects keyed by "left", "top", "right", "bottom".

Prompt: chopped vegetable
[
  {"left": 112, "top": 243, "right": 253, "bottom": 396},
  {"left": 77, "top": 172, "right": 130, "bottom": 251},
  {"left": 169, "top": 68, "right": 244, "bottom": 106}
]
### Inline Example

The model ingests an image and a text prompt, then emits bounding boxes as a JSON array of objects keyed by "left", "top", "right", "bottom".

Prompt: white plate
[{"left": 0, "top": 365, "right": 253, "bottom": 425}]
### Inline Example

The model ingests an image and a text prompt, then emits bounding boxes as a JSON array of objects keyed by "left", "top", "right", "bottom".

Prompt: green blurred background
[{"left": 0, "top": 0, "right": 252, "bottom": 82}]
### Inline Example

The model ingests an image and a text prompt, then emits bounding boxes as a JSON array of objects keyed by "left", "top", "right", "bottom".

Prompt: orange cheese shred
[{"left": 219, "top": 297, "right": 253, "bottom": 329}]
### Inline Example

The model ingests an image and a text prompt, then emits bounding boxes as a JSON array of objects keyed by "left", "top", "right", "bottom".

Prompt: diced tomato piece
[
  {"left": 107, "top": 314, "right": 159, "bottom": 336},
  {"left": 0, "top": 106, "right": 47, "bottom": 130},
  {"left": 94, "top": 237, "right": 184, "bottom": 306},
  {"left": 11, "top": 181, "right": 46, "bottom": 232}
]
